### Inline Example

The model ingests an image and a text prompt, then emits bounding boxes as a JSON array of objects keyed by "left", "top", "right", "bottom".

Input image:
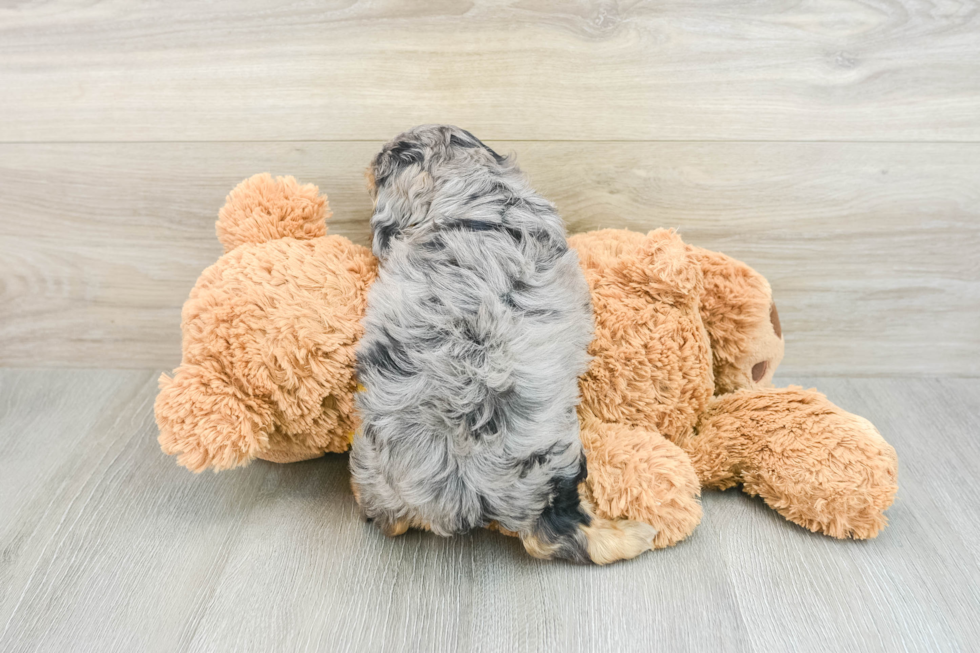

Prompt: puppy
[{"left": 350, "top": 125, "right": 656, "bottom": 564}]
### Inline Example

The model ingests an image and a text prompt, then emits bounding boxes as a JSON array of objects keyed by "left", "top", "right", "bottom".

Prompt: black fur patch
[
  {"left": 465, "top": 405, "right": 501, "bottom": 441},
  {"left": 465, "top": 182, "right": 508, "bottom": 205},
  {"left": 518, "top": 442, "right": 571, "bottom": 477},
  {"left": 449, "top": 219, "right": 498, "bottom": 232},
  {"left": 478, "top": 494, "right": 492, "bottom": 518},
  {"left": 534, "top": 455, "right": 592, "bottom": 563},
  {"left": 465, "top": 387, "right": 515, "bottom": 441},
  {"left": 459, "top": 319, "right": 485, "bottom": 346},
  {"left": 501, "top": 278, "right": 531, "bottom": 312},
  {"left": 363, "top": 423, "right": 379, "bottom": 445},
  {"left": 358, "top": 327, "right": 413, "bottom": 380},
  {"left": 483, "top": 145, "right": 507, "bottom": 164},
  {"left": 373, "top": 140, "right": 424, "bottom": 189},
  {"left": 372, "top": 221, "right": 398, "bottom": 255},
  {"left": 443, "top": 218, "right": 524, "bottom": 244},
  {"left": 421, "top": 237, "right": 444, "bottom": 252},
  {"left": 450, "top": 134, "right": 479, "bottom": 149},
  {"left": 388, "top": 140, "right": 424, "bottom": 165},
  {"left": 459, "top": 128, "right": 507, "bottom": 164}
]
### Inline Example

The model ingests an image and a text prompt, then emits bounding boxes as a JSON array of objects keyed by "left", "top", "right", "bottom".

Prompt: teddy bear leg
[
  {"left": 679, "top": 387, "right": 898, "bottom": 539},
  {"left": 580, "top": 417, "right": 702, "bottom": 549}
]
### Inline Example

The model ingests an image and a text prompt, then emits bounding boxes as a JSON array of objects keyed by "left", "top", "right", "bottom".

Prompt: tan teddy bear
[
  {"left": 155, "top": 174, "right": 376, "bottom": 471},
  {"left": 571, "top": 229, "right": 898, "bottom": 544},
  {"left": 156, "top": 174, "right": 898, "bottom": 545}
]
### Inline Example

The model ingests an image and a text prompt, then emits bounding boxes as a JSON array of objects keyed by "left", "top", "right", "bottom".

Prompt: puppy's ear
[
  {"left": 370, "top": 201, "right": 400, "bottom": 258},
  {"left": 456, "top": 128, "right": 507, "bottom": 164},
  {"left": 371, "top": 139, "right": 425, "bottom": 191}
]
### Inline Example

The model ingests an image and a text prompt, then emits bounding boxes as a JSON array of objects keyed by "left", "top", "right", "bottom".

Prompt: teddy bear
[
  {"left": 155, "top": 174, "right": 377, "bottom": 471},
  {"left": 156, "top": 174, "right": 899, "bottom": 544},
  {"left": 569, "top": 229, "right": 898, "bottom": 544}
]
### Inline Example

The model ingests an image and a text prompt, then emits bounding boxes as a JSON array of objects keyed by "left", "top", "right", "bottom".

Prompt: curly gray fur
[{"left": 350, "top": 125, "right": 597, "bottom": 562}]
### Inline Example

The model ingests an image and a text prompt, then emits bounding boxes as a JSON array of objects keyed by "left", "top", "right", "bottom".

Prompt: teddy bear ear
[
  {"left": 155, "top": 363, "right": 274, "bottom": 472},
  {"left": 215, "top": 173, "right": 331, "bottom": 253}
]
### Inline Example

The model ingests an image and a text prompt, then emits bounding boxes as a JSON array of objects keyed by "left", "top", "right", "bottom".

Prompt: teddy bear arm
[
  {"left": 580, "top": 418, "right": 702, "bottom": 548},
  {"left": 684, "top": 387, "right": 898, "bottom": 539},
  {"left": 673, "top": 419, "right": 743, "bottom": 493},
  {"left": 155, "top": 363, "right": 276, "bottom": 472},
  {"left": 254, "top": 388, "right": 360, "bottom": 464}
]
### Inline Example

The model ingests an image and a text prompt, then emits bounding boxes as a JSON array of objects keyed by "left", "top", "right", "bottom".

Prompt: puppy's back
[{"left": 351, "top": 124, "right": 656, "bottom": 563}]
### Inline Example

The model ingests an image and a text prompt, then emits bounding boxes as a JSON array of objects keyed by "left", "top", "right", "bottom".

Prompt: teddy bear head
[
  {"left": 690, "top": 246, "right": 785, "bottom": 394},
  {"left": 155, "top": 174, "right": 376, "bottom": 472},
  {"left": 571, "top": 229, "right": 785, "bottom": 448}
]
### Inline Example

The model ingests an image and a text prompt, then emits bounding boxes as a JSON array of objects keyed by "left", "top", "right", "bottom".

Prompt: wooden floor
[
  {"left": 2, "top": 1, "right": 979, "bottom": 651},
  {"left": 0, "top": 370, "right": 977, "bottom": 653}
]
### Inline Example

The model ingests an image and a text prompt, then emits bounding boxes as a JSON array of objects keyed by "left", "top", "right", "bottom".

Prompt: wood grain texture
[
  {"left": 1, "top": 0, "right": 979, "bottom": 142},
  {"left": 1, "top": 141, "right": 977, "bottom": 374},
  {"left": 718, "top": 375, "right": 980, "bottom": 653},
  {"left": 0, "top": 370, "right": 275, "bottom": 651},
  {"left": 2, "top": 2, "right": 977, "bottom": 650},
  {"left": 0, "top": 370, "right": 977, "bottom": 652}
]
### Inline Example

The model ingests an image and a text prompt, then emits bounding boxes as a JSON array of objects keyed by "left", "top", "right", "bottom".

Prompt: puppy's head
[{"left": 366, "top": 125, "right": 508, "bottom": 258}]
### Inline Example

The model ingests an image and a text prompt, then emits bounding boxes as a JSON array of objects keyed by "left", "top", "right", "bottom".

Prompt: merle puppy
[{"left": 350, "top": 125, "right": 656, "bottom": 564}]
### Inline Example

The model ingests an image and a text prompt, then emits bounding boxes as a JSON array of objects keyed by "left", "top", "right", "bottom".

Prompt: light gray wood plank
[
  {"left": 182, "top": 463, "right": 752, "bottom": 653},
  {"left": 1, "top": 141, "right": 977, "bottom": 375},
  {"left": 0, "top": 369, "right": 147, "bottom": 628},
  {"left": 1, "top": 371, "right": 978, "bottom": 653},
  {"left": 1, "top": 0, "right": 979, "bottom": 142},
  {"left": 720, "top": 374, "right": 980, "bottom": 653},
  {"left": 0, "top": 370, "right": 274, "bottom": 652},
  {"left": 0, "top": 368, "right": 749, "bottom": 653}
]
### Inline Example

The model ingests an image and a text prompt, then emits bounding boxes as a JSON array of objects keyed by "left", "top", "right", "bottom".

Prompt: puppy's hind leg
[
  {"left": 577, "top": 483, "right": 659, "bottom": 565},
  {"left": 378, "top": 517, "right": 411, "bottom": 538},
  {"left": 351, "top": 482, "right": 424, "bottom": 537},
  {"left": 521, "top": 464, "right": 657, "bottom": 565},
  {"left": 350, "top": 467, "right": 414, "bottom": 537}
]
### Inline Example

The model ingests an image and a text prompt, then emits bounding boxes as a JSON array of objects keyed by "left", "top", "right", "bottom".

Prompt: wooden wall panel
[
  {"left": 1, "top": 0, "right": 979, "bottom": 142},
  {"left": 1, "top": 141, "right": 976, "bottom": 374}
]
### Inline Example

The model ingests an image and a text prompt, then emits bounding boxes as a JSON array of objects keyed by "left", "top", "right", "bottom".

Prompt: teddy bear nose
[{"left": 752, "top": 361, "right": 769, "bottom": 382}]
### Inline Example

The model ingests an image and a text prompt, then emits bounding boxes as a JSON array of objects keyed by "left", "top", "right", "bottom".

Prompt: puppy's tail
[{"left": 521, "top": 461, "right": 658, "bottom": 565}]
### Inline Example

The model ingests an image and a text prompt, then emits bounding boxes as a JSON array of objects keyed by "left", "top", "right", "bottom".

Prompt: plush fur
[
  {"left": 350, "top": 125, "right": 656, "bottom": 564},
  {"left": 155, "top": 174, "right": 377, "bottom": 471},
  {"left": 158, "top": 172, "right": 898, "bottom": 545},
  {"left": 572, "top": 228, "right": 896, "bottom": 543},
  {"left": 691, "top": 246, "right": 784, "bottom": 393},
  {"left": 571, "top": 229, "right": 709, "bottom": 548},
  {"left": 678, "top": 386, "right": 898, "bottom": 539}
]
